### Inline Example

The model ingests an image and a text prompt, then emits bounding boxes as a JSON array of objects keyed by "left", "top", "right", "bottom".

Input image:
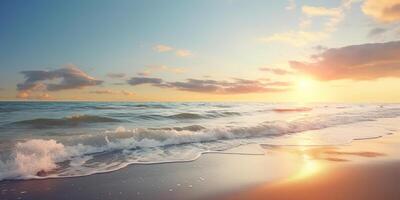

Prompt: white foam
[
  {"left": 0, "top": 106, "right": 400, "bottom": 181},
  {"left": 0, "top": 140, "right": 67, "bottom": 180}
]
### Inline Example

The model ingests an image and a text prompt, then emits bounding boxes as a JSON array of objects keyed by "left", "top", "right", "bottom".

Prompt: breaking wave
[
  {"left": 1, "top": 106, "right": 400, "bottom": 181},
  {"left": 1, "top": 102, "right": 400, "bottom": 181},
  {"left": 138, "top": 111, "right": 242, "bottom": 120}
]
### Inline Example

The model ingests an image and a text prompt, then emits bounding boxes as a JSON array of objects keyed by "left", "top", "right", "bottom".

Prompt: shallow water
[{"left": 0, "top": 102, "right": 399, "bottom": 180}]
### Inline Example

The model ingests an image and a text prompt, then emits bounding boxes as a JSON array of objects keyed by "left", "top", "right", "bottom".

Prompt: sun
[
  {"left": 293, "top": 77, "right": 319, "bottom": 103},
  {"left": 297, "top": 78, "right": 314, "bottom": 91}
]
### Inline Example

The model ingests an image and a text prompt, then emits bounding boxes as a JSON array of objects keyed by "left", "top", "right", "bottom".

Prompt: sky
[{"left": 0, "top": 0, "right": 400, "bottom": 102}]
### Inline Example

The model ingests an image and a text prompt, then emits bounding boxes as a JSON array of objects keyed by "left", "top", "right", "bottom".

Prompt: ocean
[{"left": 0, "top": 102, "right": 399, "bottom": 181}]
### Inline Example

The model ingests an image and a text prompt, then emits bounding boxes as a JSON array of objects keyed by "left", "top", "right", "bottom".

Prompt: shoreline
[{"left": 1, "top": 132, "right": 400, "bottom": 200}]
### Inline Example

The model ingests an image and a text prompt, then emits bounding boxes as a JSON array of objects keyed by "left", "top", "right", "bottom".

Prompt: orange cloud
[
  {"left": 259, "top": 67, "right": 294, "bottom": 75},
  {"left": 153, "top": 44, "right": 193, "bottom": 57},
  {"left": 302, "top": 6, "right": 341, "bottom": 17},
  {"left": 127, "top": 77, "right": 291, "bottom": 94},
  {"left": 362, "top": 0, "right": 400, "bottom": 22},
  {"left": 16, "top": 91, "right": 53, "bottom": 100},
  {"left": 89, "top": 89, "right": 135, "bottom": 96},
  {"left": 137, "top": 65, "right": 186, "bottom": 76},
  {"left": 290, "top": 40, "right": 400, "bottom": 80},
  {"left": 175, "top": 49, "right": 192, "bottom": 57},
  {"left": 153, "top": 44, "right": 173, "bottom": 52}
]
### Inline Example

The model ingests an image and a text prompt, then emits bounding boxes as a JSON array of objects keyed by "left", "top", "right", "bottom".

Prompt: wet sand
[
  {"left": 1, "top": 133, "right": 400, "bottom": 200},
  {"left": 225, "top": 133, "right": 400, "bottom": 200},
  {"left": 227, "top": 161, "right": 400, "bottom": 200}
]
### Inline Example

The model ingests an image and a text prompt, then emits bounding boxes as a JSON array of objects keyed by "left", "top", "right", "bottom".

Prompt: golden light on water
[{"left": 290, "top": 153, "right": 322, "bottom": 181}]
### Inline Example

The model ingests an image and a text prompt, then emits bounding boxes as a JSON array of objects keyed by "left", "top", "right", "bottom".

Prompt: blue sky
[{"left": 1, "top": 0, "right": 400, "bottom": 102}]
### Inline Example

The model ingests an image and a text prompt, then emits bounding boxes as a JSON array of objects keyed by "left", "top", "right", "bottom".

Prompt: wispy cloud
[
  {"left": 127, "top": 77, "right": 291, "bottom": 94},
  {"left": 290, "top": 40, "right": 400, "bottom": 80},
  {"left": 107, "top": 73, "right": 126, "bottom": 79},
  {"left": 368, "top": 27, "right": 388, "bottom": 37},
  {"left": 127, "top": 77, "right": 164, "bottom": 86},
  {"left": 302, "top": 6, "right": 342, "bottom": 17},
  {"left": 89, "top": 90, "right": 115, "bottom": 94},
  {"left": 261, "top": 31, "right": 328, "bottom": 46},
  {"left": 89, "top": 89, "right": 135, "bottom": 96},
  {"left": 121, "top": 90, "right": 135, "bottom": 96},
  {"left": 259, "top": 67, "right": 294, "bottom": 75},
  {"left": 153, "top": 44, "right": 173, "bottom": 52},
  {"left": 153, "top": 44, "right": 193, "bottom": 57},
  {"left": 261, "top": 0, "right": 356, "bottom": 46},
  {"left": 137, "top": 65, "right": 186, "bottom": 76},
  {"left": 285, "top": 0, "right": 296, "bottom": 11},
  {"left": 175, "top": 49, "right": 192, "bottom": 57}
]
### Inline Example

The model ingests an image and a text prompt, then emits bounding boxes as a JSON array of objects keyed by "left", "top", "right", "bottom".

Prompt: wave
[
  {"left": 1, "top": 107, "right": 399, "bottom": 181},
  {"left": 138, "top": 111, "right": 241, "bottom": 120},
  {"left": 273, "top": 107, "right": 312, "bottom": 112},
  {"left": 10, "top": 115, "right": 122, "bottom": 128},
  {"left": 167, "top": 113, "right": 204, "bottom": 119},
  {"left": 1, "top": 106, "right": 400, "bottom": 181},
  {"left": 149, "top": 125, "right": 206, "bottom": 132},
  {"left": 130, "top": 104, "right": 170, "bottom": 109}
]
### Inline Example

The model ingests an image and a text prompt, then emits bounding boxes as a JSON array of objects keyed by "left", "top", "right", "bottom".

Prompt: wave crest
[{"left": 11, "top": 115, "right": 121, "bottom": 128}]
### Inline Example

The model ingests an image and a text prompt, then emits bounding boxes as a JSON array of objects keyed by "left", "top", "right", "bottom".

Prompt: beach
[
  {"left": 225, "top": 133, "right": 400, "bottom": 200},
  {"left": 2, "top": 0, "right": 400, "bottom": 199},
  {"left": 1, "top": 127, "right": 400, "bottom": 200}
]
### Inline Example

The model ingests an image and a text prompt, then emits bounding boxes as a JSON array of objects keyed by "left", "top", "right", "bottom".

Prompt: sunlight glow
[
  {"left": 296, "top": 78, "right": 314, "bottom": 91},
  {"left": 288, "top": 150, "right": 322, "bottom": 181},
  {"left": 293, "top": 77, "right": 320, "bottom": 103}
]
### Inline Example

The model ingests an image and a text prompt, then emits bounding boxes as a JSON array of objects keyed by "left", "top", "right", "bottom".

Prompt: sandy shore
[
  {"left": 224, "top": 133, "right": 400, "bottom": 200},
  {"left": 1, "top": 133, "right": 400, "bottom": 200}
]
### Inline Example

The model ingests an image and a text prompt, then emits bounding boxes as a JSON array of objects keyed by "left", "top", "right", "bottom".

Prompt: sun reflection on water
[{"left": 286, "top": 147, "right": 323, "bottom": 182}]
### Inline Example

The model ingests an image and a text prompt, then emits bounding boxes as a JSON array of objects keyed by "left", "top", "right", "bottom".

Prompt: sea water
[{"left": 0, "top": 102, "right": 399, "bottom": 180}]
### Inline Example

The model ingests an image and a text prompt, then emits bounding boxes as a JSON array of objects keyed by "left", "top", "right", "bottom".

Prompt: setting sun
[{"left": 297, "top": 78, "right": 314, "bottom": 91}]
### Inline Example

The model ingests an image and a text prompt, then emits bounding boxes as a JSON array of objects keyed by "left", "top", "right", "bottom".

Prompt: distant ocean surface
[{"left": 0, "top": 102, "right": 399, "bottom": 181}]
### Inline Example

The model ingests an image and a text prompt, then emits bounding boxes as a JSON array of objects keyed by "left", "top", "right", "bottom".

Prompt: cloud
[
  {"left": 16, "top": 92, "right": 53, "bottom": 100},
  {"left": 302, "top": 6, "right": 341, "bottom": 17},
  {"left": 127, "top": 77, "right": 291, "bottom": 94},
  {"left": 16, "top": 66, "right": 102, "bottom": 99},
  {"left": 121, "top": 90, "right": 135, "bottom": 96},
  {"left": 127, "top": 77, "right": 163, "bottom": 86},
  {"left": 165, "top": 79, "right": 290, "bottom": 94},
  {"left": 261, "top": 1, "right": 355, "bottom": 46},
  {"left": 153, "top": 44, "right": 173, "bottom": 52},
  {"left": 137, "top": 65, "right": 186, "bottom": 76},
  {"left": 17, "top": 66, "right": 103, "bottom": 92},
  {"left": 368, "top": 27, "right": 388, "bottom": 37},
  {"left": 259, "top": 67, "right": 293, "bottom": 75},
  {"left": 260, "top": 31, "right": 328, "bottom": 46},
  {"left": 153, "top": 44, "right": 193, "bottom": 57},
  {"left": 175, "top": 49, "right": 192, "bottom": 57},
  {"left": 107, "top": 73, "right": 126, "bottom": 79},
  {"left": 290, "top": 40, "right": 400, "bottom": 80},
  {"left": 89, "top": 90, "right": 114, "bottom": 94},
  {"left": 362, "top": 0, "right": 400, "bottom": 23},
  {"left": 16, "top": 91, "right": 30, "bottom": 99},
  {"left": 89, "top": 89, "right": 135, "bottom": 96},
  {"left": 286, "top": 0, "right": 296, "bottom": 11}
]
